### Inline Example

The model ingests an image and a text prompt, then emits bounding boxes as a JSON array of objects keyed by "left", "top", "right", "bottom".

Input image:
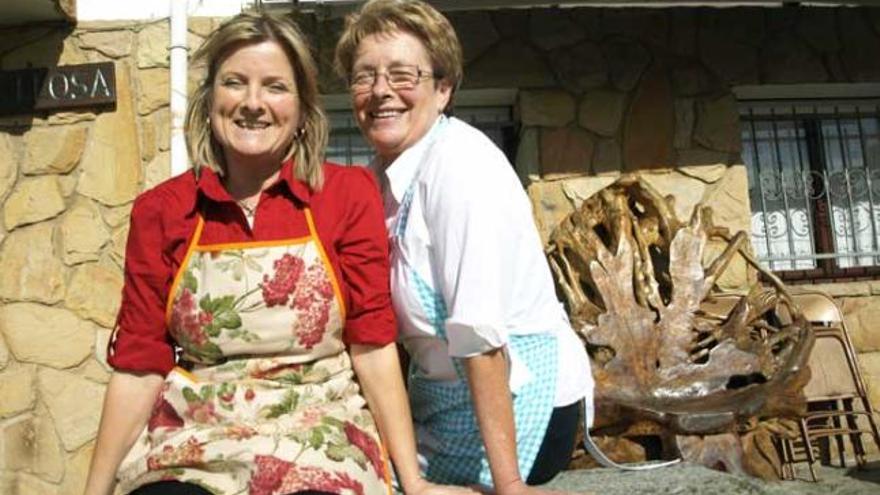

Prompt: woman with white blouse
[{"left": 335, "top": 2, "right": 594, "bottom": 494}]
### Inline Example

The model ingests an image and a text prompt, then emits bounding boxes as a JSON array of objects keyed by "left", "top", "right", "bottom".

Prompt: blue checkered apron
[{"left": 391, "top": 179, "right": 559, "bottom": 487}]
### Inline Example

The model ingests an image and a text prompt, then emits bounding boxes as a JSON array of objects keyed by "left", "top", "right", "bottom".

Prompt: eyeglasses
[{"left": 349, "top": 65, "right": 436, "bottom": 93}]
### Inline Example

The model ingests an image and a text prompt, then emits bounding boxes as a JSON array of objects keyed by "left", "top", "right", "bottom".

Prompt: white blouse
[{"left": 376, "top": 116, "right": 593, "bottom": 410}]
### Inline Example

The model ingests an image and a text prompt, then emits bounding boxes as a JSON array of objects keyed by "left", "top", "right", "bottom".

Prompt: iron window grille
[
  {"left": 740, "top": 99, "right": 880, "bottom": 281},
  {"left": 326, "top": 106, "right": 518, "bottom": 166}
]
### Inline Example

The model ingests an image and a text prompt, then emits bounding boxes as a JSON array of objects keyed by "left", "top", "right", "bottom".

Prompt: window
[
  {"left": 740, "top": 98, "right": 880, "bottom": 280},
  {"left": 325, "top": 105, "right": 518, "bottom": 166}
]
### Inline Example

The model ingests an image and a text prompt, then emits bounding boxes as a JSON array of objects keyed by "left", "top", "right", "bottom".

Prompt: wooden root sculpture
[{"left": 547, "top": 174, "right": 813, "bottom": 478}]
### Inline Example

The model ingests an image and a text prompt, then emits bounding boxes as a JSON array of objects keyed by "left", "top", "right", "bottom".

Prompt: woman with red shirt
[{"left": 83, "top": 12, "right": 471, "bottom": 495}]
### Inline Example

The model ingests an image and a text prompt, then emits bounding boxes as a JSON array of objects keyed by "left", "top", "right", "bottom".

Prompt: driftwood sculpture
[{"left": 546, "top": 174, "right": 813, "bottom": 479}]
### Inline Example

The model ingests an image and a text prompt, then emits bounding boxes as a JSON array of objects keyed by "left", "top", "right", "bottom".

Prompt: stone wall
[
  {"left": 0, "top": 17, "right": 220, "bottom": 495},
  {"left": 1, "top": 6, "right": 880, "bottom": 492}
]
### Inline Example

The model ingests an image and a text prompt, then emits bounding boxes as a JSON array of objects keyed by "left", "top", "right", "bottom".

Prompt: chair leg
[
  {"left": 830, "top": 409, "right": 847, "bottom": 467},
  {"left": 782, "top": 437, "right": 796, "bottom": 480},
  {"left": 799, "top": 418, "right": 819, "bottom": 482},
  {"left": 841, "top": 398, "right": 867, "bottom": 467}
]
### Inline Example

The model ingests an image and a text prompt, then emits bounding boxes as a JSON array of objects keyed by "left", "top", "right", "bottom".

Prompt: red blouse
[{"left": 108, "top": 160, "right": 397, "bottom": 375}]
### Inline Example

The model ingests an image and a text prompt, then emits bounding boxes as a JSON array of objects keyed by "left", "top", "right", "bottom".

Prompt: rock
[
  {"left": 143, "top": 151, "right": 170, "bottom": 191},
  {"left": 519, "top": 90, "right": 576, "bottom": 127},
  {"left": 3, "top": 176, "right": 66, "bottom": 230},
  {"left": 839, "top": 9, "right": 880, "bottom": 81},
  {"left": 677, "top": 148, "right": 732, "bottom": 168},
  {"left": 137, "top": 67, "right": 169, "bottom": 115},
  {"left": 77, "top": 62, "right": 143, "bottom": 206},
  {"left": 93, "top": 328, "right": 113, "bottom": 374},
  {"left": 578, "top": 89, "right": 626, "bottom": 137},
  {"left": 669, "top": 10, "right": 698, "bottom": 57},
  {"left": 37, "top": 368, "right": 105, "bottom": 452},
  {"left": 700, "top": 8, "right": 765, "bottom": 48},
  {"left": 694, "top": 95, "right": 741, "bottom": 154},
  {"left": 0, "top": 133, "right": 17, "bottom": 202},
  {"left": 600, "top": 9, "right": 668, "bottom": 48},
  {"left": 561, "top": 176, "right": 619, "bottom": 208},
  {"left": 137, "top": 21, "right": 169, "bottom": 68},
  {"left": 59, "top": 442, "right": 95, "bottom": 495},
  {"left": 671, "top": 63, "right": 714, "bottom": 97},
  {"left": 449, "top": 11, "right": 499, "bottom": 64},
  {"left": 153, "top": 107, "right": 171, "bottom": 152},
  {"left": 699, "top": 35, "right": 758, "bottom": 86},
  {"left": 797, "top": 8, "right": 840, "bottom": 53},
  {"left": 0, "top": 365, "right": 36, "bottom": 418},
  {"left": 189, "top": 17, "right": 217, "bottom": 38},
  {"left": 623, "top": 66, "right": 674, "bottom": 171},
  {"left": 2, "top": 473, "right": 60, "bottom": 495},
  {"left": 490, "top": 9, "right": 528, "bottom": 39},
  {"left": 674, "top": 98, "right": 695, "bottom": 150},
  {"left": 466, "top": 40, "right": 555, "bottom": 89},
  {"left": 58, "top": 199, "right": 110, "bottom": 265},
  {"left": 529, "top": 9, "right": 584, "bottom": 51},
  {"left": 80, "top": 359, "right": 111, "bottom": 384},
  {"left": 527, "top": 180, "right": 577, "bottom": 244},
  {"left": 593, "top": 138, "right": 622, "bottom": 175},
  {"left": 678, "top": 164, "right": 728, "bottom": 184},
  {"left": 701, "top": 165, "right": 752, "bottom": 237},
  {"left": 65, "top": 262, "right": 123, "bottom": 328},
  {"left": 569, "top": 9, "right": 601, "bottom": 39},
  {"left": 41, "top": 111, "right": 97, "bottom": 126},
  {"left": 515, "top": 127, "right": 540, "bottom": 185},
  {"left": 548, "top": 40, "right": 607, "bottom": 94},
  {"left": 0, "top": 334, "right": 8, "bottom": 370},
  {"left": 78, "top": 30, "right": 134, "bottom": 58},
  {"left": 540, "top": 127, "right": 594, "bottom": 178},
  {"left": 761, "top": 33, "right": 828, "bottom": 84},
  {"left": 0, "top": 223, "right": 67, "bottom": 304},
  {"left": 2, "top": 406, "right": 65, "bottom": 482},
  {"left": 23, "top": 126, "right": 88, "bottom": 175},
  {"left": 0, "top": 303, "right": 94, "bottom": 369},
  {"left": 3, "top": 30, "right": 87, "bottom": 69},
  {"left": 102, "top": 203, "right": 133, "bottom": 228},
  {"left": 603, "top": 38, "right": 652, "bottom": 92},
  {"left": 640, "top": 171, "right": 707, "bottom": 223},
  {"left": 109, "top": 223, "right": 130, "bottom": 269}
]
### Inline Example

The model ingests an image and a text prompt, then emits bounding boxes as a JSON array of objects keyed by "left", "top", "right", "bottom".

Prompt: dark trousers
[
  {"left": 130, "top": 481, "right": 336, "bottom": 495},
  {"left": 526, "top": 400, "right": 580, "bottom": 485}
]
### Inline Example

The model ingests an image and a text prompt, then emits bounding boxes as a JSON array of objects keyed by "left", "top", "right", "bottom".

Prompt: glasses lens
[{"left": 388, "top": 67, "right": 419, "bottom": 88}]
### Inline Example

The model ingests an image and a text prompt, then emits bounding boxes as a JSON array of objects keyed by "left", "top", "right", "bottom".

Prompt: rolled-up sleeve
[
  {"left": 338, "top": 167, "right": 397, "bottom": 345},
  {"left": 423, "top": 143, "right": 513, "bottom": 358},
  {"left": 107, "top": 192, "right": 176, "bottom": 375}
]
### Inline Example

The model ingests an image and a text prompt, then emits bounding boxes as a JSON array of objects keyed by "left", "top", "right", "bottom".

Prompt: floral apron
[
  {"left": 117, "top": 208, "right": 392, "bottom": 495},
  {"left": 390, "top": 176, "right": 558, "bottom": 488}
]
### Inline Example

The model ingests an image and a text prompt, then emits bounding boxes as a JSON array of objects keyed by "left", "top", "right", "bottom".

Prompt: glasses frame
[{"left": 349, "top": 64, "right": 437, "bottom": 94}]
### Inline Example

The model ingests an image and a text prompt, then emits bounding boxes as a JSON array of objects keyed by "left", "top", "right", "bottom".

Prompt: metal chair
[{"left": 780, "top": 290, "right": 880, "bottom": 481}]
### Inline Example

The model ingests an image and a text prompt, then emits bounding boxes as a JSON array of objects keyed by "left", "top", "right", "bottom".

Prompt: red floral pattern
[
  {"left": 344, "top": 422, "right": 385, "bottom": 478},
  {"left": 146, "top": 436, "right": 205, "bottom": 471},
  {"left": 148, "top": 397, "right": 184, "bottom": 432},
  {"left": 249, "top": 455, "right": 365, "bottom": 495},
  {"left": 261, "top": 254, "right": 305, "bottom": 307},
  {"left": 169, "top": 288, "right": 208, "bottom": 347},
  {"left": 290, "top": 265, "right": 335, "bottom": 349}
]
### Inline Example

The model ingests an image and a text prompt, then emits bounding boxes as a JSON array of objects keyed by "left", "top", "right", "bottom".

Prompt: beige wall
[{"left": 1, "top": 6, "right": 879, "bottom": 492}]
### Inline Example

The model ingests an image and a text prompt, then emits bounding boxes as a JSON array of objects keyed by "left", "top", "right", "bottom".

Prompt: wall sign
[{"left": 0, "top": 62, "right": 116, "bottom": 116}]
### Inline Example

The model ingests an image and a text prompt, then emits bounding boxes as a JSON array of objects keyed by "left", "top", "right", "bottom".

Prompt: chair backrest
[
  {"left": 790, "top": 292, "right": 843, "bottom": 324},
  {"left": 790, "top": 291, "right": 860, "bottom": 400}
]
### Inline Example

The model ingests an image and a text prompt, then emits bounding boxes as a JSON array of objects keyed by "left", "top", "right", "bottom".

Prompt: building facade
[{"left": 0, "top": 1, "right": 879, "bottom": 492}]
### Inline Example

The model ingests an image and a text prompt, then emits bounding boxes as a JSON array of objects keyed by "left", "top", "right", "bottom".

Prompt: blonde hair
[
  {"left": 185, "top": 11, "right": 328, "bottom": 189},
  {"left": 334, "top": 0, "right": 463, "bottom": 113}
]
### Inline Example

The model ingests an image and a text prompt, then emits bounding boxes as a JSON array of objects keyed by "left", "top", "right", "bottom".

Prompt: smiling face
[
  {"left": 210, "top": 40, "right": 300, "bottom": 171},
  {"left": 351, "top": 30, "right": 452, "bottom": 165}
]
